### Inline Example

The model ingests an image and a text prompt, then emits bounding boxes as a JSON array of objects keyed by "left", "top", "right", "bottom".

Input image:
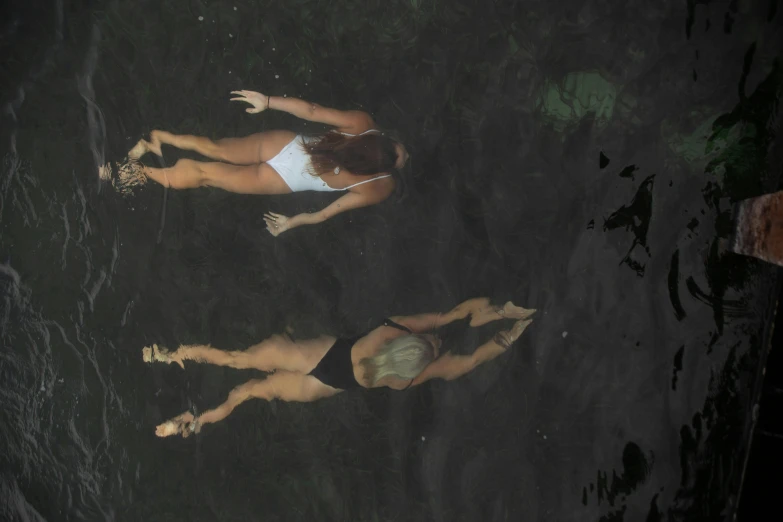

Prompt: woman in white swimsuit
[{"left": 117, "top": 90, "right": 410, "bottom": 236}]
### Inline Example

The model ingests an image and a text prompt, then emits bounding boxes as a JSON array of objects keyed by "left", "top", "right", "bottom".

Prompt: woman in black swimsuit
[{"left": 144, "top": 298, "right": 536, "bottom": 438}]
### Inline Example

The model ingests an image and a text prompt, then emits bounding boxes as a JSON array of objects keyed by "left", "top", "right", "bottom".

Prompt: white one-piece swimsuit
[{"left": 266, "top": 129, "right": 391, "bottom": 192}]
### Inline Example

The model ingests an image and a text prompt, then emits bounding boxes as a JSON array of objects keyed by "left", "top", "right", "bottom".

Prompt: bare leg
[
  {"left": 141, "top": 158, "right": 291, "bottom": 194},
  {"left": 143, "top": 334, "right": 334, "bottom": 373},
  {"left": 155, "top": 411, "right": 195, "bottom": 437},
  {"left": 142, "top": 344, "right": 184, "bottom": 369},
  {"left": 155, "top": 372, "right": 340, "bottom": 438},
  {"left": 130, "top": 129, "right": 296, "bottom": 165}
]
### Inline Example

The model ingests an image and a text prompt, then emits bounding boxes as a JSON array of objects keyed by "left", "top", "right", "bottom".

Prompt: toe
[
  {"left": 151, "top": 344, "right": 163, "bottom": 361},
  {"left": 98, "top": 163, "right": 113, "bottom": 181}
]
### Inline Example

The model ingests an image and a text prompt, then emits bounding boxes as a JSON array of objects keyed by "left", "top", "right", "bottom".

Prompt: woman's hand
[
  {"left": 497, "top": 301, "right": 537, "bottom": 320},
  {"left": 493, "top": 318, "right": 533, "bottom": 350},
  {"left": 264, "top": 212, "right": 290, "bottom": 236},
  {"left": 230, "top": 90, "right": 270, "bottom": 114}
]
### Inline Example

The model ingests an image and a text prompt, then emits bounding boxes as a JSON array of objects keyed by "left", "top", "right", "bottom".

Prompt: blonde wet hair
[{"left": 360, "top": 334, "right": 436, "bottom": 386}]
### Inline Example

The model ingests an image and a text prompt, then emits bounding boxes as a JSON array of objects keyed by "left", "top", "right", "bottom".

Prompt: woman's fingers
[
  {"left": 510, "top": 318, "right": 533, "bottom": 340},
  {"left": 264, "top": 217, "right": 281, "bottom": 235},
  {"left": 230, "top": 90, "right": 263, "bottom": 97}
]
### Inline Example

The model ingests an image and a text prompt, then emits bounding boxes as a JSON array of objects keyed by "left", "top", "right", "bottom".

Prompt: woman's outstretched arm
[
  {"left": 459, "top": 299, "right": 537, "bottom": 327},
  {"left": 410, "top": 318, "right": 533, "bottom": 385},
  {"left": 263, "top": 187, "right": 392, "bottom": 235},
  {"left": 230, "top": 90, "right": 374, "bottom": 134},
  {"left": 270, "top": 97, "right": 374, "bottom": 133},
  {"left": 391, "top": 298, "right": 536, "bottom": 333}
]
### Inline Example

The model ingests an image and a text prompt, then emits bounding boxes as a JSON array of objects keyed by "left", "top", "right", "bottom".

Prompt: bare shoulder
[
  {"left": 336, "top": 111, "right": 377, "bottom": 135},
  {"left": 307, "top": 103, "right": 377, "bottom": 134},
  {"left": 350, "top": 174, "right": 396, "bottom": 199},
  {"left": 388, "top": 315, "right": 414, "bottom": 329},
  {"left": 354, "top": 326, "right": 399, "bottom": 357},
  {"left": 387, "top": 312, "right": 444, "bottom": 334},
  {"left": 410, "top": 353, "right": 473, "bottom": 386}
]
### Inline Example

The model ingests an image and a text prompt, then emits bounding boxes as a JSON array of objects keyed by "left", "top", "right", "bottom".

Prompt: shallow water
[{"left": 1, "top": 0, "right": 781, "bottom": 520}]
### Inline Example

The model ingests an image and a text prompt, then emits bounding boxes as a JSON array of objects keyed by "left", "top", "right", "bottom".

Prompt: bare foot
[
  {"left": 128, "top": 132, "right": 163, "bottom": 160},
  {"left": 155, "top": 411, "right": 196, "bottom": 438},
  {"left": 98, "top": 162, "right": 113, "bottom": 182},
  {"left": 142, "top": 344, "right": 185, "bottom": 369}
]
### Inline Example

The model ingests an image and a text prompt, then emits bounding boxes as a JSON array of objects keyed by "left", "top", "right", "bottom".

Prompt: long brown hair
[{"left": 304, "top": 132, "right": 399, "bottom": 177}]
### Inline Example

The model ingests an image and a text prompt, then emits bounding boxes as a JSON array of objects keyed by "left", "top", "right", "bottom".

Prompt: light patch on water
[{"left": 76, "top": 24, "right": 107, "bottom": 193}]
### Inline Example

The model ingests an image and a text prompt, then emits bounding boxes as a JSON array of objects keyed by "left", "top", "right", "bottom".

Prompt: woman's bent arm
[
  {"left": 457, "top": 299, "right": 537, "bottom": 327},
  {"left": 409, "top": 340, "right": 504, "bottom": 384},
  {"left": 231, "top": 90, "right": 374, "bottom": 133},
  {"left": 391, "top": 298, "right": 535, "bottom": 333},
  {"left": 268, "top": 96, "right": 374, "bottom": 133},
  {"left": 410, "top": 318, "right": 533, "bottom": 385},
  {"left": 390, "top": 298, "right": 489, "bottom": 333},
  {"left": 265, "top": 190, "right": 389, "bottom": 235}
]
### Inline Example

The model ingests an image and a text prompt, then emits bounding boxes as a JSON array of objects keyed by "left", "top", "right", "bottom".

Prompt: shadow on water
[
  {"left": 1, "top": 0, "right": 781, "bottom": 521},
  {"left": 602, "top": 174, "right": 655, "bottom": 277}
]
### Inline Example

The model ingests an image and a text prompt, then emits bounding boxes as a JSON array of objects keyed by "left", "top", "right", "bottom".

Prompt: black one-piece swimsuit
[{"left": 308, "top": 318, "right": 412, "bottom": 390}]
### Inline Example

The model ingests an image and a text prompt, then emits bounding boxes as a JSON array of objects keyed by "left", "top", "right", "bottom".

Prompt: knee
[
  {"left": 229, "top": 381, "right": 272, "bottom": 403},
  {"left": 175, "top": 158, "right": 209, "bottom": 185},
  {"left": 227, "top": 385, "right": 251, "bottom": 405},
  {"left": 210, "top": 139, "right": 230, "bottom": 161}
]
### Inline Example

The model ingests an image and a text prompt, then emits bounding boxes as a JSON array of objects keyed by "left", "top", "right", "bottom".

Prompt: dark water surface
[{"left": 1, "top": 0, "right": 781, "bottom": 520}]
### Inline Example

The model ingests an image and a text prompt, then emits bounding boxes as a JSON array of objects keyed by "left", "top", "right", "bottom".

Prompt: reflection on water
[
  {"left": 1, "top": 0, "right": 781, "bottom": 520},
  {"left": 582, "top": 442, "right": 653, "bottom": 514}
]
